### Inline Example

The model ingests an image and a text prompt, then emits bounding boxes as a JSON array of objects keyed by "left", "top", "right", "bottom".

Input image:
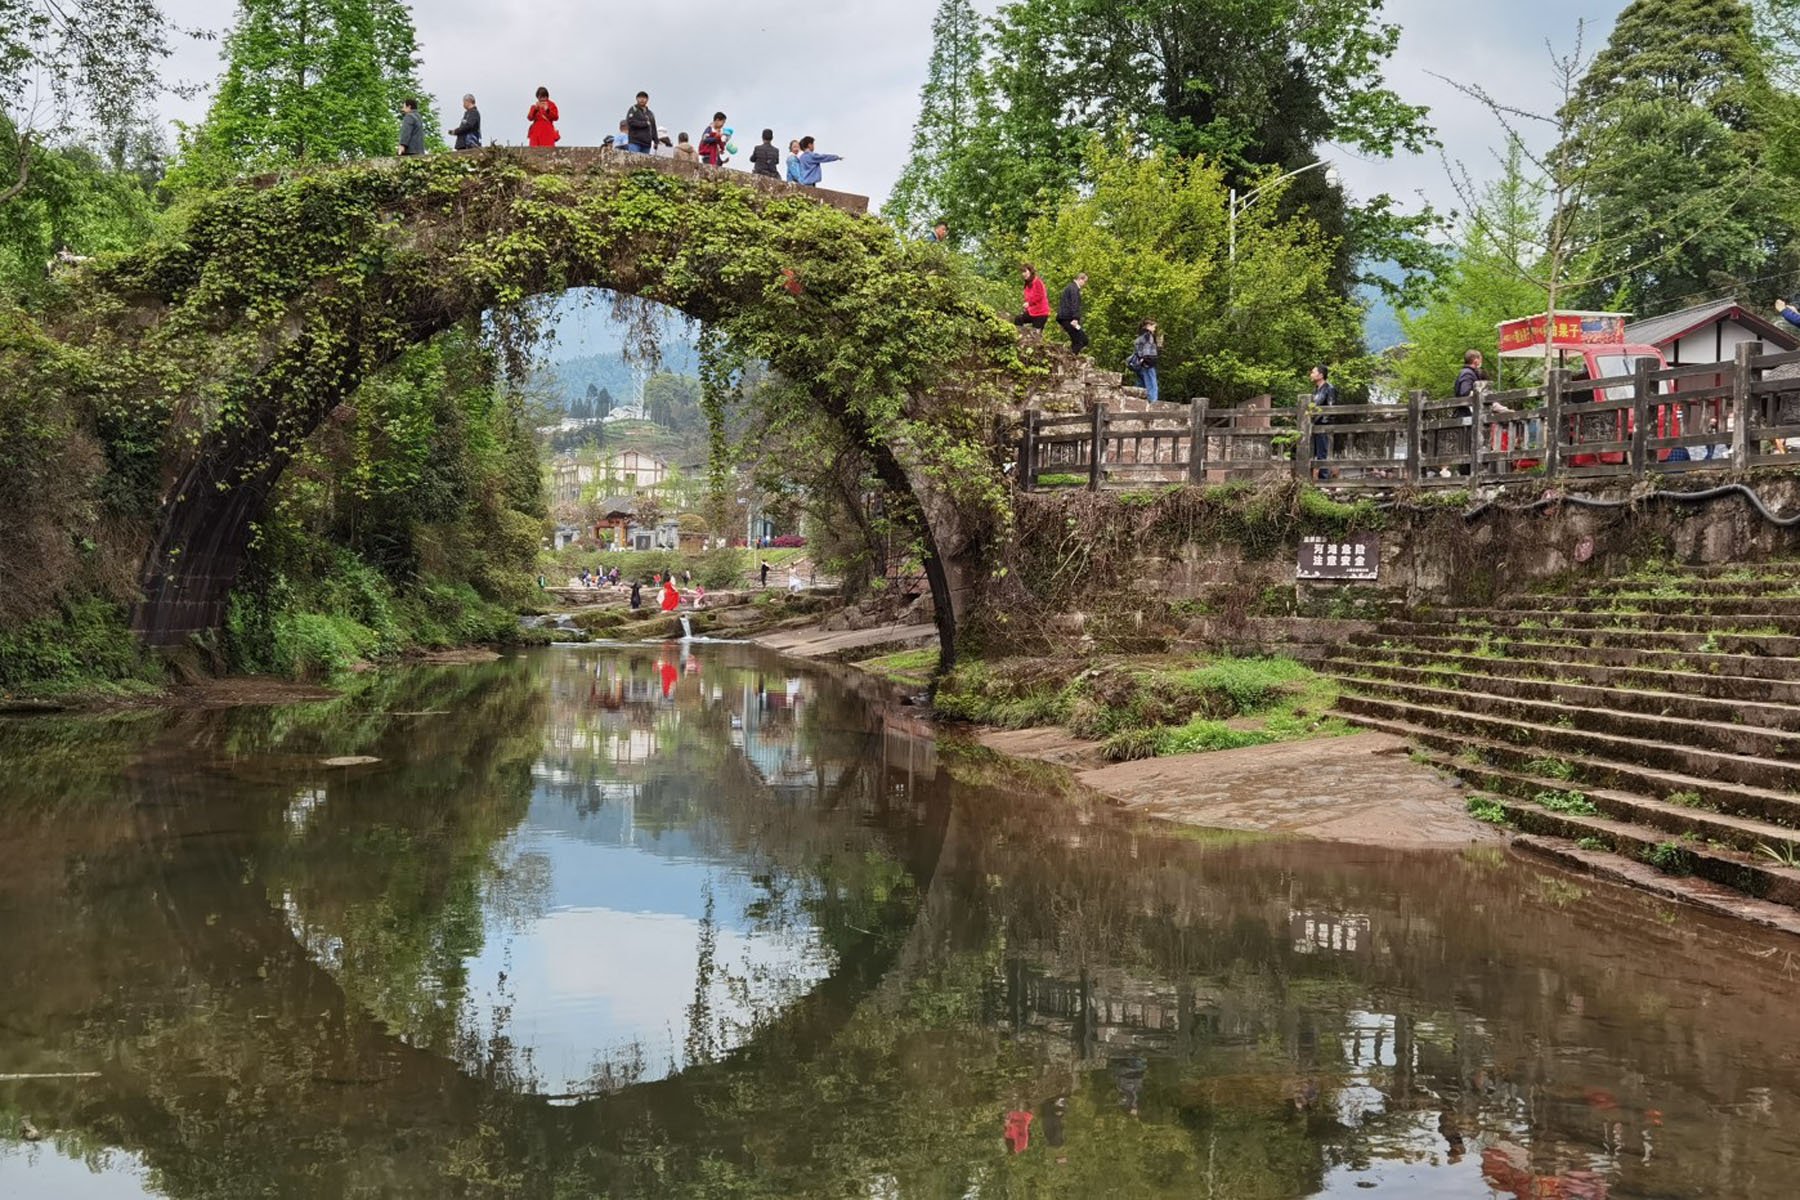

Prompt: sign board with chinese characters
[
  {"left": 1297, "top": 535, "right": 1379, "bottom": 581},
  {"left": 1496, "top": 310, "right": 1629, "bottom": 356}
]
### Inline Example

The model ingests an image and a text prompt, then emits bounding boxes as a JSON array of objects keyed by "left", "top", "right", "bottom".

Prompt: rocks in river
[{"left": 320, "top": 756, "right": 381, "bottom": 767}]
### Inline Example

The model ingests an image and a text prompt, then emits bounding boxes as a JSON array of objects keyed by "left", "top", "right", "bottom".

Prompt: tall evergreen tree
[
  {"left": 1560, "top": 0, "right": 1791, "bottom": 312},
  {"left": 884, "top": 0, "right": 986, "bottom": 235},
  {"left": 168, "top": 0, "right": 434, "bottom": 189}
]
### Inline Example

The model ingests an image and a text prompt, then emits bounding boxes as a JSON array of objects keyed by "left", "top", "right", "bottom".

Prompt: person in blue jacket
[
  {"left": 784, "top": 139, "right": 803, "bottom": 183},
  {"left": 794, "top": 136, "right": 842, "bottom": 187},
  {"left": 1776, "top": 297, "right": 1800, "bottom": 327}
]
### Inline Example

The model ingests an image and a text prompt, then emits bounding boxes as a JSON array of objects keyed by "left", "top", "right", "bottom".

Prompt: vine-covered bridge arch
[{"left": 28, "top": 149, "right": 1031, "bottom": 663}]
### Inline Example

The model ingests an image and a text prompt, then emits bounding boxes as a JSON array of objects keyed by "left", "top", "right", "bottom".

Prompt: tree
[
  {"left": 884, "top": 0, "right": 986, "bottom": 236},
  {"left": 0, "top": 0, "right": 170, "bottom": 204},
  {"left": 167, "top": 0, "right": 434, "bottom": 189},
  {"left": 1022, "top": 139, "right": 1362, "bottom": 403},
  {"left": 1559, "top": 0, "right": 1791, "bottom": 312},
  {"left": 897, "top": 0, "right": 1441, "bottom": 300},
  {"left": 642, "top": 371, "right": 702, "bottom": 432},
  {"left": 0, "top": 116, "right": 159, "bottom": 291},
  {"left": 1397, "top": 145, "right": 1549, "bottom": 395}
]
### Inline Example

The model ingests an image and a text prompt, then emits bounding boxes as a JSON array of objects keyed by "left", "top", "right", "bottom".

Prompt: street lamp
[{"left": 1228, "top": 161, "right": 1341, "bottom": 262}]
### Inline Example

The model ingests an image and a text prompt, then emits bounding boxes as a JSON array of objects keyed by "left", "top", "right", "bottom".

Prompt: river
[{"left": 1, "top": 644, "right": 1797, "bottom": 1198}]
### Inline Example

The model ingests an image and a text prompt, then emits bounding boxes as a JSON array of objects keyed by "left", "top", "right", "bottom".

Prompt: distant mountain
[
  {"left": 528, "top": 342, "right": 702, "bottom": 416},
  {"left": 1358, "top": 261, "right": 1409, "bottom": 353}
]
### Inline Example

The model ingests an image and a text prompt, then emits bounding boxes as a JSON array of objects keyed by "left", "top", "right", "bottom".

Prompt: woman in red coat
[
  {"left": 660, "top": 579, "right": 681, "bottom": 613},
  {"left": 1013, "top": 264, "right": 1050, "bottom": 330},
  {"left": 527, "top": 87, "right": 560, "bottom": 147}
]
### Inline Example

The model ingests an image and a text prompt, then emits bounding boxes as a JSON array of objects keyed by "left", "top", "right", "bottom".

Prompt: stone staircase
[
  {"left": 1325, "top": 562, "right": 1800, "bottom": 924},
  {"left": 1024, "top": 336, "right": 1160, "bottom": 416}
]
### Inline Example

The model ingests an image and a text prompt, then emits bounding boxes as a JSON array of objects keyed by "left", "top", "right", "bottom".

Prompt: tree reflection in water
[{"left": 0, "top": 646, "right": 1797, "bottom": 1198}]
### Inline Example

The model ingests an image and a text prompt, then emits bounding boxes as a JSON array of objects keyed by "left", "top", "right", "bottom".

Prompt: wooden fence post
[
  {"left": 1295, "top": 400, "right": 1313, "bottom": 483},
  {"left": 1545, "top": 368, "right": 1565, "bottom": 483},
  {"left": 1405, "top": 390, "right": 1423, "bottom": 485},
  {"left": 1188, "top": 398, "right": 1209, "bottom": 484},
  {"left": 1470, "top": 384, "right": 1487, "bottom": 479},
  {"left": 1088, "top": 403, "right": 1106, "bottom": 491},
  {"left": 1631, "top": 357, "right": 1652, "bottom": 479},
  {"left": 1018, "top": 409, "right": 1038, "bottom": 489},
  {"left": 1733, "top": 340, "right": 1759, "bottom": 472}
]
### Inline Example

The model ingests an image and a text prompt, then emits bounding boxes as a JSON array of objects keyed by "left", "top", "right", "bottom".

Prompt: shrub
[{"left": 1465, "top": 796, "right": 1511, "bottom": 826}]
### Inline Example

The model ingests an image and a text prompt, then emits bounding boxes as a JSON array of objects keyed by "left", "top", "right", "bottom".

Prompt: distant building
[
  {"left": 605, "top": 450, "right": 667, "bottom": 492},
  {"left": 550, "top": 456, "right": 598, "bottom": 505},
  {"left": 1625, "top": 299, "right": 1800, "bottom": 387}
]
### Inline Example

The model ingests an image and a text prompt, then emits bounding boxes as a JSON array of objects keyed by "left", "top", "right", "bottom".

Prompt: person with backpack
[
  {"left": 1129, "top": 319, "right": 1161, "bottom": 402},
  {"left": 794, "top": 136, "right": 841, "bottom": 186},
  {"left": 527, "top": 87, "right": 560, "bottom": 146},
  {"left": 1013, "top": 264, "right": 1050, "bottom": 330},
  {"left": 448, "top": 94, "right": 482, "bottom": 149},
  {"left": 1057, "top": 273, "right": 1089, "bottom": 354},
  {"left": 698, "top": 112, "right": 728, "bottom": 166},
  {"left": 750, "top": 129, "right": 780, "bottom": 178},
  {"left": 624, "top": 91, "right": 657, "bottom": 153}
]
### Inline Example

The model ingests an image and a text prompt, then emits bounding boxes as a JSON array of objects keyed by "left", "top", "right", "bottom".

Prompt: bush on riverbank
[
  {"left": 935, "top": 654, "right": 1349, "bottom": 761},
  {"left": 0, "top": 597, "right": 165, "bottom": 701},
  {"left": 224, "top": 557, "right": 535, "bottom": 680}
]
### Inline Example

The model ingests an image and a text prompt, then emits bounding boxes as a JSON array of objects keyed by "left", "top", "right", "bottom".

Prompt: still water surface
[{"left": 2, "top": 645, "right": 1799, "bottom": 1198}]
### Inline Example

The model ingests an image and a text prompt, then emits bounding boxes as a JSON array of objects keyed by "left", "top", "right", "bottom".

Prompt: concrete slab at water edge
[
  {"left": 1075, "top": 732, "right": 1499, "bottom": 847},
  {"left": 979, "top": 726, "right": 1112, "bottom": 771},
  {"left": 755, "top": 624, "right": 938, "bottom": 659}
]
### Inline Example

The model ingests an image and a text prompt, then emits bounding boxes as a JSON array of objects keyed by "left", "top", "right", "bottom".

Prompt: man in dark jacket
[
  {"left": 749, "top": 128, "right": 780, "bottom": 177},
  {"left": 397, "top": 98, "right": 425, "bottom": 156},
  {"left": 625, "top": 92, "right": 657, "bottom": 153},
  {"left": 1309, "top": 364, "right": 1339, "bottom": 479},
  {"left": 448, "top": 94, "right": 481, "bottom": 149},
  {"left": 1454, "top": 349, "right": 1486, "bottom": 397},
  {"left": 1057, "top": 273, "right": 1089, "bottom": 354}
]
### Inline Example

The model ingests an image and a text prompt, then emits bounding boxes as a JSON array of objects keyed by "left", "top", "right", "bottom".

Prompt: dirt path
[{"left": 982, "top": 728, "right": 1496, "bottom": 847}]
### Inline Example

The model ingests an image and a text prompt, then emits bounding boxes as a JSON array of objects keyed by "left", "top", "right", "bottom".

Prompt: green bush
[
  {"left": 696, "top": 547, "right": 747, "bottom": 589},
  {"left": 0, "top": 597, "right": 163, "bottom": 698}
]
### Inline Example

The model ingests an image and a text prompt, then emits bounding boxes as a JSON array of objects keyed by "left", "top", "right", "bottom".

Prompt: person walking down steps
[{"left": 1057, "top": 273, "right": 1089, "bottom": 354}]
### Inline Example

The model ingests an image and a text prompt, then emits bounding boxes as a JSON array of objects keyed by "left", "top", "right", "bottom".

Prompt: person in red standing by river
[
  {"left": 527, "top": 87, "right": 560, "bottom": 147},
  {"left": 660, "top": 577, "right": 681, "bottom": 613}
]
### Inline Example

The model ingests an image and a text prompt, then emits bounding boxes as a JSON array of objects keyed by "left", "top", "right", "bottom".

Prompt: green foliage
[
  {"left": 1645, "top": 839, "right": 1692, "bottom": 874},
  {"left": 1575, "top": 836, "right": 1610, "bottom": 851},
  {"left": 0, "top": 596, "right": 163, "bottom": 699},
  {"left": 1533, "top": 789, "right": 1598, "bottom": 817},
  {"left": 1757, "top": 840, "right": 1800, "bottom": 868},
  {"left": 885, "top": 0, "right": 986, "bottom": 237},
  {"left": 1465, "top": 796, "right": 1513, "bottom": 826},
  {"left": 911, "top": 0, "right": 1441, "bottom": 300},
  {"left": 695, "top": 547, "right": 747, "bottom": 589},
  {"left": 0, "top": 1, "right": 169, "bottom": 150},
  {"left": 1018, "top": 139, "right": 1363, "bottom": 403},
  {"left": 932, "top": 659, "right": 1073, "bottom": 728},
  {"left": 1397, "top": 144, "right": 1550, "bottom": 394},
  {"left": 1561, "top": 0, "right": 1793, "bottom": 311},
  {"left": 1525, "top": 756, "right": 1578, "bottom": 781},
  {"left": 167, "top": 0, "right": 436, "bottom": 190},
  {"left": 0, "top": 120, "right": 161, "bottom": 296}
]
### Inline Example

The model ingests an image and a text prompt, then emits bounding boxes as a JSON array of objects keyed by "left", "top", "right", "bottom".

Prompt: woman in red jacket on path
[
  {"left": 1014, "top": 264, "right": 1050, "bottom": 330},
  {"left": 527, "top": 87, "right": 560, "bottom": 146}
]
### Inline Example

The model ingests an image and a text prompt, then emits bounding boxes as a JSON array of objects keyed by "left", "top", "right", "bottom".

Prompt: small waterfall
[{"left": 680, "top": 616, "right": 693, "bottom": 641}]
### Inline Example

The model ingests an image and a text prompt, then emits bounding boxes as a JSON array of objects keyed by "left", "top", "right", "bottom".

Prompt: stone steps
[
  {"left": 1350, "top": 631, "right": 1800, "bottom": 682},
  {"left": 1325, "top": 656, "right": 1800, "bottom": 732},
  {"left": 1498, "top": 593, "right": 1800, "bottom": 617},
  {"left": 1416, "top": 607, "right": 1800, "bottom": 635},
  {"left": 1335, "top": 673, "right": 1800, "bottom": 764},
  {"left": 1332, "top": 643, "right": 1800, "bottom": 705},
  {"left": 1359, "top": 622, "right": 1800, "bottom": 659}
]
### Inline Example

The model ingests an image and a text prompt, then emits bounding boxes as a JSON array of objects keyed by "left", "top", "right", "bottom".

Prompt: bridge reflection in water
[{"left": 1, "top": 645, "right": 1798, "bottom": 1198}]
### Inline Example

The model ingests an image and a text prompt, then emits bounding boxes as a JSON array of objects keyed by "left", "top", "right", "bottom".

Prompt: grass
[
  {"left": 1524, "top": 757, "right": 1577, "bottom": 781},
  {"left": 1533, "top": 789, "right": 1598, "bottom": 817},
  {"left": 1665, "top": 789, "right": 1710, "bottom": 809},
  {"left": 1645, "top": 840, "right": 1691, "bottom": 875},
  {"left": 1757, "top": 841, "right": 1800, "bottom": 869},
  {"left": 1465, "top": 796, "right": 1512, "bottom": 826},
  {"left": 856, "top": 647, "right": 939, "bottom": 687},
  {"left": 1575, "top": 836, "right": 1610, "bottom": 852}
]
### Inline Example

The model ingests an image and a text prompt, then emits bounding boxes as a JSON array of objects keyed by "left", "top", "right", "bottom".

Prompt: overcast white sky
[{"left": 153, "top": 0, "right": 1629, "bottom": 216}]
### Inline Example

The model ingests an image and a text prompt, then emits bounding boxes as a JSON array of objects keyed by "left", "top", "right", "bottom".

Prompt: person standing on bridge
[
  {"left": 750, "top": 129, "right": 780, "bottom": 178},
  {"left": 449, "top": 94, "right": 482, "bottom": 149},
  {"left": 674, "top": 133, "right": 697, "bottom": 163},
  {"left": 1130, "top": 319, "right": 1161, "bottom": 402},
  {"left": 1309, "top": 364, "right": 1339, "bottom": 481},
  {"left": 1013, "top": 264, "right": 1050, "bottom": 331},
  {"left": 1057, "top": 273, "right": 1089, "bottom": 354},
  {"left": 784, "top": 139, "right": 803, "bottom": 182},
  {"left": 527, "top": 87, "right": 560, "bottom": 147},
  {"left": 699, "top": 112, "right": 728, "bottom": 166},
  {"left": 625, "top": 91, "right": 657, "bottom": 154},
  {"left": 794, "top": 136, "right": 842, "bottom": 187},
  {"left": 397, "top": 98, "right": 425, "bottom": 157}
]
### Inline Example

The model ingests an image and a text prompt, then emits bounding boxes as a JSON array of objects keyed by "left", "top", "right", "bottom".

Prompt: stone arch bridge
[{"left": 27, "top": 148, "right": 1116, "bottom": 665}]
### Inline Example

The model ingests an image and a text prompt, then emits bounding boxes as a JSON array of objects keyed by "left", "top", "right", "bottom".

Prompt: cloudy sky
[{"left": 153, "top": 0, "right": 1630, "bottom": 217}]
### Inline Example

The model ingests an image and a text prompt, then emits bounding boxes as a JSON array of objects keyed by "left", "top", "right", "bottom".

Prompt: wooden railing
[{"left": 1019, "top": 340, "right": 1800, "bottom": 491}]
